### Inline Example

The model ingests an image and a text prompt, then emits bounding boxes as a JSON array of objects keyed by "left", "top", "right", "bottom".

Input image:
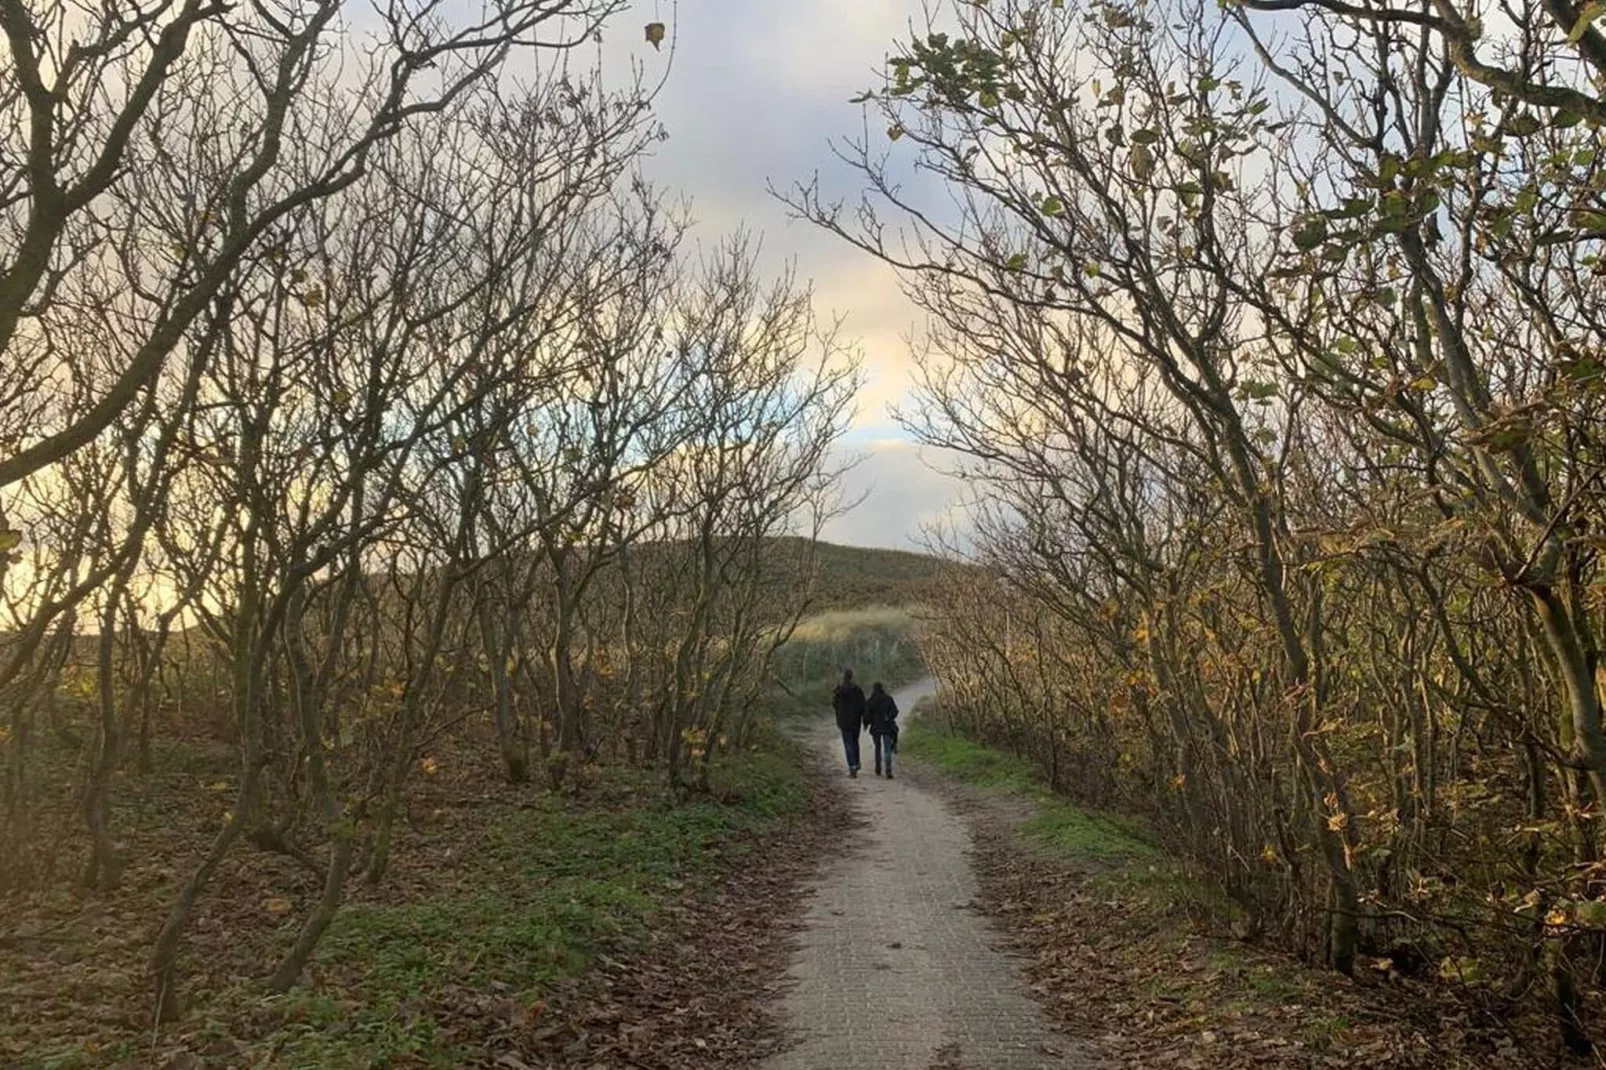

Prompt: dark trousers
[
  {"left": 839, "top": 725, "right": 861, "bottom": 771},
  {"left": 873, "top": 733, "right": 894, "bottom": 774}
]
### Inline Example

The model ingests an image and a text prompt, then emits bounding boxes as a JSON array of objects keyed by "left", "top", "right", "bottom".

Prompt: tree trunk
[
  {"left": 367, "top": 571, "right": 456, "bottom": 886},
  {"left": 150, "top": 763, "right": 260, "bottom": 1020},
  {"left": 479, "top": 599, "right": 528, "bottom": 783},
  {"left": 551, "top": 592, "right": 584, "bottom": 759},
  {"left": 1531, "top": 586, "right": 1606, "bottom": 810},
  {"left": 268, "top": 833, "right": 354, "bottom": 991},
  {"left": 83, "top": 588, "right": 127, "bottom": 891}
]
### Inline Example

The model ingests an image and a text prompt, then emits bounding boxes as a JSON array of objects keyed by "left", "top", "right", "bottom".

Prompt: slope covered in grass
[
  {"left": 799, "top": 538, "right": 950, "bottom": 611},
  {"left": 770, "top": 604, "right": 926, "bottom": 720}
]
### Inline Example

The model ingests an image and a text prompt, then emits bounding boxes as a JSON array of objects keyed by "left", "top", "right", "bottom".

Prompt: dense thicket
[
  {"left": 0, "top": 0, "right": 856, "bottom": 1018},
  {"left": 793, "top": 0, "right": 1606, "bottom": 1048}
]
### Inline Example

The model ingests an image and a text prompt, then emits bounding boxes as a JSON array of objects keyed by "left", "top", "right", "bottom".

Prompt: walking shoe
[
  {"left": 886, "top": 771, "right": 894, "bottom": 779},
  {"left": 849, "top": 768, "right": 857, "bottom": 778}
]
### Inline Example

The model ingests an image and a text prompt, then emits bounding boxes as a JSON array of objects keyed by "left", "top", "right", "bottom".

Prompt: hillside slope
[{"left": 791, "top": 538, "right": 950, "bottom": 611}]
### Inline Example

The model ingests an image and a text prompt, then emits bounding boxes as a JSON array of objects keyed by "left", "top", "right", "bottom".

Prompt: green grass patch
[
  {"left": 1019, "top": 805, "right": 1159, "bottom": 865},
  {"left": 900, "top": 727, "right": 1040, "bottom": 793},
  {"left": 903, "top": 724, "right": 1252, "bottom": 943},
  {"left": 1210, "top": 946, "right": 1301, "bottom": 1001},
  {"left": 1301, "top": 1013, "right": 1352, "bottom": 1051},
  {"left": 906, "top": 727, "right": 1156, "bottom": 864},
  {"left": 248, "top": 735, "right": 810, "bottom": 1068},
  {"left": 902, "top": 724, "right": 1169, "bottom": 869}
]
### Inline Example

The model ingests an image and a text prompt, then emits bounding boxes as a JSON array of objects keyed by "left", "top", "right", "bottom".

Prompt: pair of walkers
[{"left": 831, "top": 669, "right": 899, "bottom": 778}]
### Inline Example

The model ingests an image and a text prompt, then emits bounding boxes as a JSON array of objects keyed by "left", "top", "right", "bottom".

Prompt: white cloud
[
  {"left": 594, "top": 2, "right": 963, "bottom": 548},
  {"left": 822, "top": 438, "right": 969, "bottom": 550},
  {"left": 618, "top": 0, "right": 931, "bottom": 433}
]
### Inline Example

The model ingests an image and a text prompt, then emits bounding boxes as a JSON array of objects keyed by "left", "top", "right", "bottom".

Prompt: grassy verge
[
  {"left": 274, "top": 743, "right": 807, "bottom": 1068},
  {"left": 15, "top": 734, "right": 812, "bottom": 1070},
  {"left": 287, "top": 754, "right": 804, "bottom": 1066},
  {"left": 899, "top": 723, "right": 1239, "bottom": 933},
  {"left": 900, "top": 727, "right": 1160, "bottom": 867}
]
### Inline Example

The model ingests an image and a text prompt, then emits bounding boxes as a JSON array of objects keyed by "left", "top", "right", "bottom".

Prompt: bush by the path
[{"left": 904, "top": 722, "right": 1568, "bottom": 1069}]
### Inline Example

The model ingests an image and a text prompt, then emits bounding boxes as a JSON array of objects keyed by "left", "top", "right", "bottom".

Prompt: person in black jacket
[
  {"left": 831, "top": 669, "right": 868, "bottom": 777},
  {"left": 866, "top": 682, "right": 899, "bottom": 778}
]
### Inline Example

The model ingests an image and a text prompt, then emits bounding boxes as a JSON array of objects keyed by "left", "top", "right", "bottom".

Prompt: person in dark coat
[
  {"left": 866, "top": 682, "right": 899, "bottom": 778},
  {"left": 831, "top": 669, "right": 868, "bottom": 777}
]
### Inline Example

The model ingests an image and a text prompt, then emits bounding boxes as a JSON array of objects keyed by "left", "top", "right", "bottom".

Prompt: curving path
[{"left": 765, "top": 678, "right": 1087, "bottom": 1070}]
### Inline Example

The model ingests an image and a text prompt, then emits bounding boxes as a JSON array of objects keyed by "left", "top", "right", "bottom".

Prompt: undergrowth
[
  {"left": 271, "top": 741, "right": 808, "bottom": 1067},
  {"left": 25, "top": 734, "right": 811, "bottom": 1070}
]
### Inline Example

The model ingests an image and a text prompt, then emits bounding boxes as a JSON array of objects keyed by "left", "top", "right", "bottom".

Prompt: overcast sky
[{"left": 611, "top": 0, "right": 970, "bottom": 550}]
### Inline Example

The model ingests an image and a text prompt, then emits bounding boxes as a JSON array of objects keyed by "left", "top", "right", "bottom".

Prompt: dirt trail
[{"left": 763, "top": 679, "right": 1089, "bottom": 1070}]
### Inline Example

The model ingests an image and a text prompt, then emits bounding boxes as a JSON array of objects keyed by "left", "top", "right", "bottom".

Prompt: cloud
[
  {"left": 591, "top": 2, "right": 968, "bottom": 548},
  {"left": 821, "top": 438, "right": 969, "bottom": 550},
  {"left": 616, "top": 0, "right": 934, "bottom": 429}
]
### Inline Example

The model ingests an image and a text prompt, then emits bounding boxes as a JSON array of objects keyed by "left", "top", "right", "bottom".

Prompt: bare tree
[
  {"left": 791, "top": 0, "right": 1606, "bottom": 1047},
  {"left": 0, "top": 0, "right": 633, "bottom": 490}
]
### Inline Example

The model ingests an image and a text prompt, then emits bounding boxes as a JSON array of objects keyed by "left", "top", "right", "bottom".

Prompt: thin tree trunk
[
  {"left": 268, "top": 835, "right": 354, "bottom": 991},
  {"left": 150, "top": 762, "right": 261, "bottom": 1020},
  {"left": 83, "top": 584, "right": 127, "bottom": 891},
  {"left": 366, "top": 570, "right": 456, "bottom": 886}
]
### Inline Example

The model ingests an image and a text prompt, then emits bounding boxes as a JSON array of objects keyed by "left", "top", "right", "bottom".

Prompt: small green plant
[
  {"left": 1210, "top": 948, "right": 1300, "bottom": 1001},
  {"left": 1302, "top": 1014, "right": 1352, "bottom": 1051}
]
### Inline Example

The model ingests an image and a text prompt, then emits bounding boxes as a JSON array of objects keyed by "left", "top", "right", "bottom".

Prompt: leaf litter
[
  {"left": 512, "top": 753, "right": 853, "bottom": 1069},
  {"left": 2, "top": 726, "right": 846, "bottom": 1069},
  {"left": 913, "top": 764, "right": 1594, "bottom": 1070}
]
